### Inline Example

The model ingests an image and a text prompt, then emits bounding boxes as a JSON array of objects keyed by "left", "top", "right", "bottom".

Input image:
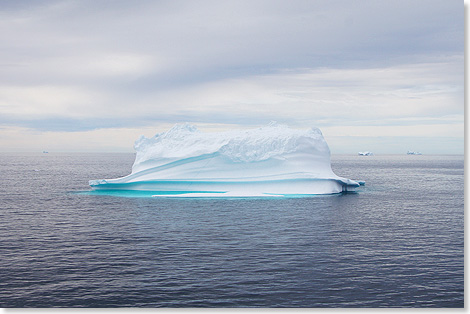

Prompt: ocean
[{"left": 0, "top": 153, "right": 464, "bottom": 307}]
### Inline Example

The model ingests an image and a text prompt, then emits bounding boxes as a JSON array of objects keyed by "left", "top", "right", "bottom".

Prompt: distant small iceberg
[
  {"left": 42, "top": 151, "right": 48, "bottom": 154},
  {"left": 407, "top": 151, "right": 422, "bottom": 155},
  {"left": 358, "top": 151, "right": 373, "bottom": 156},
  {"left": 89, "top": 123, "right": 363, "bottom": 197}
]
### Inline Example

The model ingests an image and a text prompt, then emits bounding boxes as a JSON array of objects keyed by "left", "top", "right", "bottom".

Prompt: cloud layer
[{"left": 0, "top": 0, "right": 464, "bottom": 153}]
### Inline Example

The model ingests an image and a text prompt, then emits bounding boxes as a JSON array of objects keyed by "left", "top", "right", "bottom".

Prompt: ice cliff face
[{"left": 89, "top": 123, "right": 360, "bottom": 197}]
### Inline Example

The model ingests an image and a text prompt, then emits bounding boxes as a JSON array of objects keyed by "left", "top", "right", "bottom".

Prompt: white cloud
[
  {"left": 0, "top": 125, "right": 164, "bottom": 152},
  {"left": 0, "top": 85, "right": 104, "bottom": 118},
  {"left": 322, "top": 123, "right": 464, "bottom": 138},
  {"left": 0, "top": 0, "right": 463, "bottom": 152},
  {"left": 0, "top": 58, "right": 463, "bottom": 136},
  {"left": 123, "top": 59, "right": 463, "bottom": 129}
]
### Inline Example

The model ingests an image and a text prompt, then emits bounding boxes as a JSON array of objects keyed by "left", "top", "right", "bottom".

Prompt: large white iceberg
[{"left": 89, "top": 122, "right": 360, "bottom": 197}]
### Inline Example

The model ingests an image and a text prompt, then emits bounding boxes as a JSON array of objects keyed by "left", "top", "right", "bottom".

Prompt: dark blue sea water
[{"left": 0, "top": 153, "right": 464, "bottom": 307}]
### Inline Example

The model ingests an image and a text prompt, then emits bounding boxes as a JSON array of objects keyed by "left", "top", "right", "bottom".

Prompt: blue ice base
[
  {"left": 76, "top": 189, "right": 359, "bottom": 199},
  {"left": 87, "top": 177, "right": 362, "bottom": 198}
]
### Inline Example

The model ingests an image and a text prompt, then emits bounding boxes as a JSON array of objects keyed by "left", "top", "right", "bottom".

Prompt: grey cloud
[
  {"left": 0, "top": 112, "right": 281, "bottom": 132},
  {"left": 1, "top": 0, "right": 462, "bottom": 75},
  {"left": 0, "top": 0, "right": 463, "bottom": 133}
]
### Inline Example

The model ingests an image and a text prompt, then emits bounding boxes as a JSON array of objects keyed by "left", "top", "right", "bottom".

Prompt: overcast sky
[{"left": 0, "top": 0, "right": 464, "bottom": 153}]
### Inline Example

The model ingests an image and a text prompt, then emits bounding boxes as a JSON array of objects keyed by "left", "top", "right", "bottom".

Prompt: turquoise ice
[{"left": 89, "top": 123, "right": 360, "bottom": 197}]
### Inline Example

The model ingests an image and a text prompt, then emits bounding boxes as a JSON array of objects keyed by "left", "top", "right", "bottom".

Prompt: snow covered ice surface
[{"left": 89, "top": 122, "right": 361, "bottom": 197}]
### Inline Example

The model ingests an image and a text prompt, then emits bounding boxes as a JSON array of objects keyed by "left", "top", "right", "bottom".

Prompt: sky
[{"left": 0, "top": 0, "right": 464, "bottom": 154}]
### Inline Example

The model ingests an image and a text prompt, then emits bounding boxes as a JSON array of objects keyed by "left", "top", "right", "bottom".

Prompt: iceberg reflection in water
[{"left": 89, "top": 123, "right": 362, "bottom": 197}]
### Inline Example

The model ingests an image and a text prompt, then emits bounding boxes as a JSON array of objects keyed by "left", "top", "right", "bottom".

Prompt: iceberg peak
[{"left": 163, "top": 122, "right": 199, "bottom": 136}]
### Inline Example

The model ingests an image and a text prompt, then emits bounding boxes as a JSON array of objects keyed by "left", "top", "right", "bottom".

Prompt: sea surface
[{"left": 0, "top": 153, "right": 464, "bottom": 307}]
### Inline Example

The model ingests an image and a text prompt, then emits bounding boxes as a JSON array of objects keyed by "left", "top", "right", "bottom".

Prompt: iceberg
[{"left": 89, "top": 122, "right": 361, "bottom": 197}]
